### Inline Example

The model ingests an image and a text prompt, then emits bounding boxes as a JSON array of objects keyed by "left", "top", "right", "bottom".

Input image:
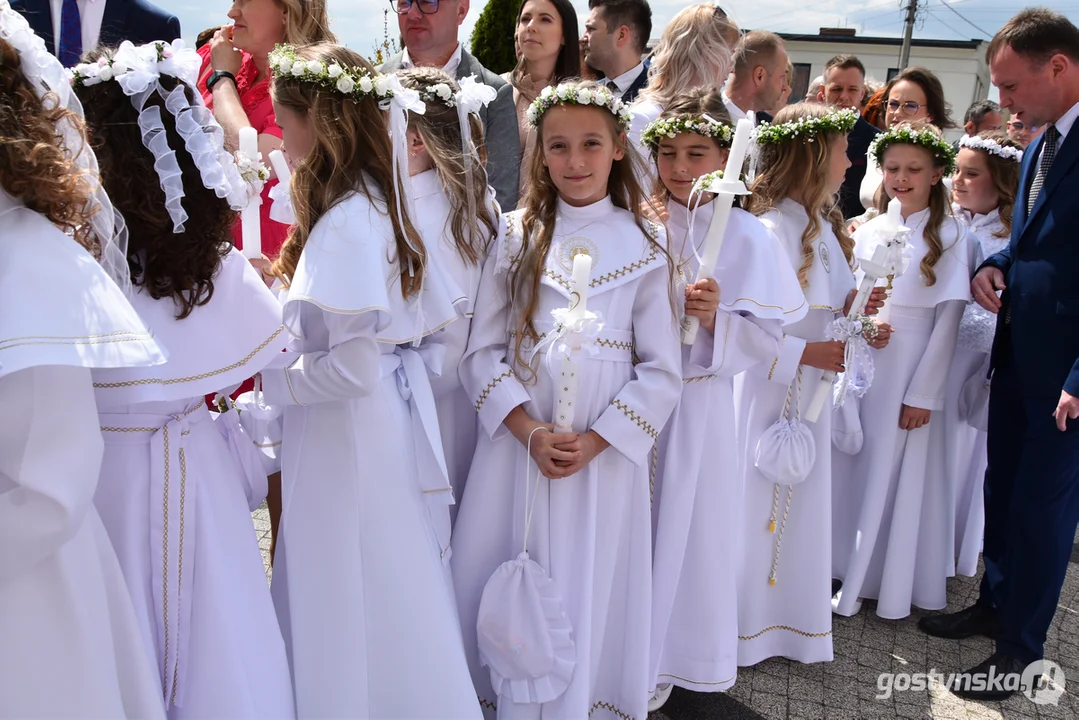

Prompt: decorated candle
[{"left": 239, "top": 126, "right": 262, "bottom": 260}]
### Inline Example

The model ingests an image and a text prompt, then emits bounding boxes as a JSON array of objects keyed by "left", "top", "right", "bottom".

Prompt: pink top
[{"left": 197, "top": 45, "right": 289, "bottom": 260}]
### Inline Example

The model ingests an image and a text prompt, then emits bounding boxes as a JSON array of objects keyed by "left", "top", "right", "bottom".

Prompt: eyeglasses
[
  {"left": 1008, "top": 121, "right": 1040, "bottom": 132},
  {"left": 886, "top": 99, "right": 922, "bottom": 116},
  {"left": 390, "top": 0, "right": 440, "bottom": 15}
]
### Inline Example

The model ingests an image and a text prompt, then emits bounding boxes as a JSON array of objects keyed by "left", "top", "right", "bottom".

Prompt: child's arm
[
  {"left": 900, "top": 299, "right": 965, "bottom": 430},
  {"left": 459, "top": 226, "right": 532, "bottom": 442},
  {"left": 261, "top": 311, "right": 381, "bottom": 406},
  {"left": 588, "top": 268, "right": 683, "bottom": 468}
]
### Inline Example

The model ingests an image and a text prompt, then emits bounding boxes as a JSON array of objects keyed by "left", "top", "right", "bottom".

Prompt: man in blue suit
[
  {"left": 11, "top": 0, "right": 179, "bottom": 66},
  {"left": 919, "top": 8, "right": 1079, "bottom": 700}
]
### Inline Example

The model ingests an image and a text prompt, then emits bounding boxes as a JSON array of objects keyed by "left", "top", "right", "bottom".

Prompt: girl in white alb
[
  {"left": 255, "top": 44, "right": 481, "bottom": 719},
  {"left": 73, "top": 43, "right": 295, "bottom": 719},
  {"left": 451, "top": 80, "right": 683, "bottom": 720},
  {"left": 0, "top": 10, "right": 166, "bottom": 716},
  {"left": 398, "top": 67, "right": 501, "bottom": 529},
  {"left": 942, "top": 131, "right": 1022, "bottom": 577},
  {"left": 736, "top": 104, "right": 886, "bottom": 668},
  {"left": 832, "top": 124, "right": 973, "bottom": 619},
  {"left": 641, "top": 90, "right": 807, "bottom": 709}
]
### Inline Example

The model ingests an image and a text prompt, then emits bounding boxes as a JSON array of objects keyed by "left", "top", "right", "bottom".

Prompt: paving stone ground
[{"left": 252, "top": 506, "right": 1077, "bottom": 719}]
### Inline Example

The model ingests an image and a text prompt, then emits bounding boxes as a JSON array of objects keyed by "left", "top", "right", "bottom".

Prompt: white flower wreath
[
  {"left": 641, "top": 115, "right": 733, "bottom": 149},
  {"left": 526, "top": 81, "right": 632, "bottom": 131},
  {"left": 268, "top": 44, "right": 395, "bottom": 103},
  {"left": 870, "top": 123, "right": 958, "bottom": 175},
  {"left": 753, "top": 107, "right": 859, "bottom": 145},
  {"left": 958, "top": 133, "right": 1023, "bottom": 163}
]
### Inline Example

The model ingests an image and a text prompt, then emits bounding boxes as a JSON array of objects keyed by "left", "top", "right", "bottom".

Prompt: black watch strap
[{"left": 206, "top": 70, "right": 237, "bottom": 92}]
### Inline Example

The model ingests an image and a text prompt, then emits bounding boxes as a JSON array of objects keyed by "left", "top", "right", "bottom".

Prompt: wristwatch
[{"left": 206, "top": 70, "right": 237, "bottom": 92}]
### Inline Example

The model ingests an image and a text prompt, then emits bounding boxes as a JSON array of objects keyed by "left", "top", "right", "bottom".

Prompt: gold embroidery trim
[
  {"left": 738, "top": 624, "right": 832, "bottom": 641},
  {"left": 728, "top": 296, "right": 807, "bottom": 315},
  {"left": 684, "top": 374, "right": 718, "bottom": 384},
  {"left": 478, "top": 696, "right": 497, "bottom": 711},
  {"left": 474, "top": 370, "right": 514, "bottom": 412},
  {"left": 0, "top": 330, "right": 155, "bottom": 352},
  {"left": 589, "top": 701, "right": 636, "bottom": 720},
  {"left": 657, "top": 671, "right": 737, "bottom": 687},
  {"left": 767, "top": 335, "right": 786, "bottom": 381},
  {"left": 171, "top": 445, "right": 188, "bottom": 705},
  {"left": 809, "top": 304, "right": 844, "bottom": 313},
  {"left": 161, "top": 424, "right": 172, "bottom": 700},
  {"left": 544, "top": 248, "right": 659, "bottom": 291},
  {"left": 649, "top": 444, "right": 658, "bottom": 506},
  {"left": 100, "top": 399, "right": 206, "bottom": 433},
  {"left": 612, "top": 399, "right": 658, "bottom": 440},
  {"left": 595, "top": 338, "right": 633, "bottom": 352},
  {"left": 255, "top": 440, "right": 282, "bottom": 449},
  {"left": 93, "top": 327, "right": 286, "bottom": 389},
  {"left": 283, "top": 364, "right": 304, "bottom": 406}
]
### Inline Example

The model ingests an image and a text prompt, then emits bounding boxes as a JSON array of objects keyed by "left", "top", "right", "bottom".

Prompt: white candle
[
  {"left": 268, "top": 149, "right": 291, "bottom": 183},
  {"left": 569, "top": 252, "right": 591, "bottom": 319},
  {"left": 554, "top": 253, "right": 592, "bottom": 434},
  {"left": 680, "top": 118, "right": 754, "bottom": 346},
  {"left": 239, "top": 127, "right": 262, "bottom": 260},
  {"left": 886, "top": 195, "right": 903, "bottom": 230}
]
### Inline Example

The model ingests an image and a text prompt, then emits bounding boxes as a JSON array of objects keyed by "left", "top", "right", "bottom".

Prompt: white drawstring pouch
[
  {"left": 476, "top": 429, "right": 575, "bottom": 704},
  {"left": 832, "top": 394, "right": 864, "bottom": 455},
  {"left": 755, "top": 369, "right": 816, "bottom": 485}
]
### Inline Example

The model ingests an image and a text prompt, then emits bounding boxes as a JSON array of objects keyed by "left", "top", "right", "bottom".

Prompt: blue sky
[{"left": 171, "top": 1, "right": 1079, "bottom": 59}]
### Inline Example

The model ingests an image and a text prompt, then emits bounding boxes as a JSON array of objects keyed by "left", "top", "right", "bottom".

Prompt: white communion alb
[
  {"left": 832, "top": 209, "right": 972, "bottom": 619},
  {"left": 0, "top": 188, "right": 168, "bottom": 719},
  {"left": 452, "top": 196, "right": 683, "bottom": 720}
]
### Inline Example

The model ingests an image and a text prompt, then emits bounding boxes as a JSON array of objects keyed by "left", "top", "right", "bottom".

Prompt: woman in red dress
[{"left": 197, "top": 0, "right": 334, "bottom": 266}]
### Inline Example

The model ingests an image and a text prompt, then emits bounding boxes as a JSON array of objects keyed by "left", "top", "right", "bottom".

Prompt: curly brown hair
[
  {"left": 0, "top": 38, "right": 97, "bottom": 252},
  {"left": 270, "top": 44, "right": 425, "bottom": 297},
  {"left": 75, "top": 47, "right": 234, "bottom": 320}
]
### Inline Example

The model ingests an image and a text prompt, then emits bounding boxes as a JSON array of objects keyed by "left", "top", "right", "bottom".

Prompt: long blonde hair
[
  {"left": 278, "top": 0, "right": 336, "bottom": 45},
  {"left": 639, "top": 4, "right": 739, "bottom": 108},
  {"left": 510, "top": 80, "right": 672, "bottom": 378},
  {"left": 874, "top": 124, "right": 952, "bottom": 286},
  {"left": 746, "top": 103, "right": 855, "bottom": 288},
  {"left": 270, "top": 44, "right": 424, "bottom": 296},
  {"left": 396, "top": 67, "right": 498, "bottom": 265}
]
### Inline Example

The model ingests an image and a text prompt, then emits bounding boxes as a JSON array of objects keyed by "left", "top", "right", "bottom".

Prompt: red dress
[{"left": 197, "top": 45, "right": 290, "bottom": 260}]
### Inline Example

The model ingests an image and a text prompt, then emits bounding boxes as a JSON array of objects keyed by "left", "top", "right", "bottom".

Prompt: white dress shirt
[
  {"left": 50, "top": 0, "right": 105, "bottom": 56},
  {"left": 401, "top": 43, "right": 463, "bottom": 76},
  {"left": 1035, "top": 101, "right": 1079, "bottom": 162},
  {"left": 606, "top": 60, "right": 645, "bottom": 96}
]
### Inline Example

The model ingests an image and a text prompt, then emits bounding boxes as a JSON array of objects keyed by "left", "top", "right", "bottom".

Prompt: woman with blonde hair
[{"left": 628, "top": 3, "right": 740, "bottom": 153}]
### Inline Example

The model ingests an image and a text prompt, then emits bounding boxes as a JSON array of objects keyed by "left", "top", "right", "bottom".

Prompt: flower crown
[
  {"left": 958, "top": 133, "right": 1023, "bottom": 163},
  {"left": 526, "top": 82, "right": 632, "bottom": 132},
  {"left": 870, "top": 124, "right": 957, "bottom": 174},
  {"left": 268, "top": 44, "right": 394, "bottom": 102},
  {"left": 753, "top": 107, "right": 858, "bottom": 145},
  {"left": 692, "top": 169, "right": 726, "bottom": 195},
  {"left": 416, "top": 81, "right": 457, "bottom": 107},
  {"left": 641, "top": 114, "right": 733, "bottom": 149}
]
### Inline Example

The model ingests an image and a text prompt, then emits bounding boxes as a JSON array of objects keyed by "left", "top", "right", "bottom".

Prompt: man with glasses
[
  {"left": 382, "top": 0, "right": 521, "bottom": 211},
  {"left": 1007, "top": 115, "right": 1045, "bottom": 148}
]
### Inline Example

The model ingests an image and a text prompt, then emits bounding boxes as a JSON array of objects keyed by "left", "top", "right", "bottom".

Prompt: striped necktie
[
  {"left": 58, "top": 0, "right": 82, "bottom": 67},
  {"left": 1027, "top": 125, "right": 1059, "bottom": 215}
]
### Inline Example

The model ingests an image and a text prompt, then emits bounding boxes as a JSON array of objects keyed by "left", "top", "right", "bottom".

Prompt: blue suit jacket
[
  {"left": 983, "top": 122, "right": 1079, "bottom": 407},
  {"left": 11, "top": 0, "right": 180, "bottom": 57}
]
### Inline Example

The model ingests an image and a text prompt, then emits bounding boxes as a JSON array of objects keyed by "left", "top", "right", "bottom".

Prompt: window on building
[
  {"left": 791, "top": 62, "right": 812, "bottom": 106},
  {"left": 887, "top": 67, "right": 900, "bottom": 82}
]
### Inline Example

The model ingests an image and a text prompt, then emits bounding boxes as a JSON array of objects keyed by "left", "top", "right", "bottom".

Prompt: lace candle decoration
[
  {"left": 804, "top": 243, "right": 890, "bottom": 422},
  {"left": 553, "top": 253, "right": 592, "bottom": 434},
  {"left": 239, "top": 126, "right": 263, "bottom": 259},
  {"left": 267, "top": 149, "right": 294, "bottom": 225},
  {"left": 681, "top": 117, "right": 753, "bottom": 345}
]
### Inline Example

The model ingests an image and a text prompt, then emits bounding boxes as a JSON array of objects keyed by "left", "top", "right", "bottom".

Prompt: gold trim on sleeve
[
  {"left": 612, "top": 399, "right": 658, "bottom": 440},
  {"left": 474, "top": 370, "right": 514, "bottom": 412},
  {"left": 738, "top": 624, "right": 832, "bottom": 641},
  {"left": 0, "top": 330, "right": 154, "bottom": 352}
]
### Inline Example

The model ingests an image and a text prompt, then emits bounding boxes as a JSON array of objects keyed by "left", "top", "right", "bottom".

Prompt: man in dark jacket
[{"left": 817, "top": 54, "right": 880, "bottom": 220}]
